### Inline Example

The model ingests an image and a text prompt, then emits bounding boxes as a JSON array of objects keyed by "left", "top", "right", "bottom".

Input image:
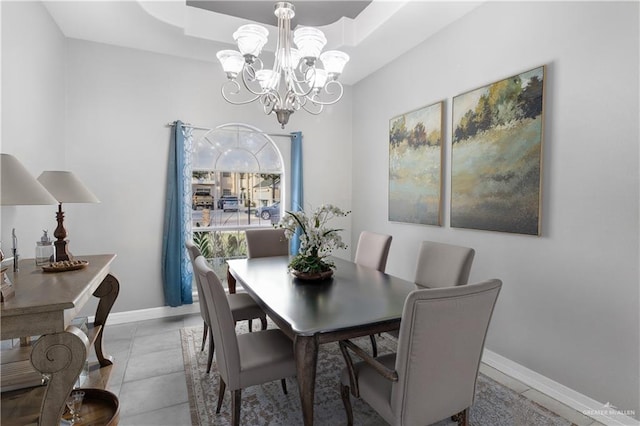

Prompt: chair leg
[
  {"left": 369, "top": 334, "right": 378, "bottom": 358},
  {"left": 201, "top": 322, "right": 208, "bottom": 351},
  {"left": 206, "top": 331, "right": 215, "bottom": 374},
  {"left": 341, "top": 384, "right": 354, "bottom": 426},
  {"left": 248, "top": 319, "right": 253, "bottom": 332},
  {"left": 216, "top": 378, "right": 226, "bottom": 413},
  {"left": 260, "top": 315, "right": 267, "bottom": 330},
  {"left": 280, "top": 378, "right": 287, "bottom": 395},
  {"left": 231, "top": 389, "right": 242, "bottom": 426},
  {"left": 452, "top": 408, "right": 469, "bottom": 426}
]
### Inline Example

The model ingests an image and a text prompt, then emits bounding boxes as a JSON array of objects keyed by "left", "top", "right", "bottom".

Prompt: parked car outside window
[
  {"left": 222, "top": 196, "right": 239, "bottom": 212},
  {"left": 218, "top": 195, "right": 238, "bottom": 210},
  {"left": 255, "top": 201, "right": 280, "bottom": 221}
]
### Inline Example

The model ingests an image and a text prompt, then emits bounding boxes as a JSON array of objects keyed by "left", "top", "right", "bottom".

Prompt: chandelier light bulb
[
  {"left": 294, "top": 27, "right": 327, "bottom": 61},
  {"left": 256, "top": 69, "right": 279, "bottom": 90},
  {"left": 319, "top": 50, "right": 350, "bottom": 79},
  {"left": 216, "top": 50, "right": 245, "bottom": 79},
  {"left": 233, "top": 24, "right": 269, "bottom": 58},
  {"left": 309, "top": 68, "right": 328, "bottom": 90},
  {"left": 278, "top": 47, "right": 301, "bottom": 70}
]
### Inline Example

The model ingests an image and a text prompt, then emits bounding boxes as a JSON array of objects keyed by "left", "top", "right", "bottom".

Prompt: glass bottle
[{"left": 36, "top": 230, "right": 54, "bottom": 266}]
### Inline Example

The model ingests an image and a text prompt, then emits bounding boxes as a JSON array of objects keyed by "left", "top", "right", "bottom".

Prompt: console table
[{"left": 0, "top": 254, "right": 119, "bottom": 426}]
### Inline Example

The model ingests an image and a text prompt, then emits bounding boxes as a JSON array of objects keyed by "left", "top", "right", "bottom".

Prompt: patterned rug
[{"left": 181, "top": 322, "right": 573, "bottom": 425}]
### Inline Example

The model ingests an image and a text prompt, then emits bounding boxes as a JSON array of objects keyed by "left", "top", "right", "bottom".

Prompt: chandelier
[{"left": 216, "top": 2, "right": 350, "bottom": 128}]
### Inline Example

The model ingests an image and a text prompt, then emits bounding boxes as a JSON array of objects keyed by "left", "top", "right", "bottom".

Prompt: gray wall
[
  {"left": 351, "top": 1, "right": 639, "bottom": 417},
  {"left": 1, "top": 1, "right": 67, "bottom": 248}
]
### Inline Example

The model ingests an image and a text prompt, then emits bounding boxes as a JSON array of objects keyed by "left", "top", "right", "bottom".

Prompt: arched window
[{"left": 190, "top": 123, "right": 285, "bottom": 284}]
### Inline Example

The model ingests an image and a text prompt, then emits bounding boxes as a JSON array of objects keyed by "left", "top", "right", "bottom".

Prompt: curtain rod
[{"left": 166, "top": 122, "right": 293, "bottom": 138}]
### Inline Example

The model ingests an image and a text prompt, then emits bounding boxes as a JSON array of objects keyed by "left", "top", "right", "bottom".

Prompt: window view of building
[{"left": 189, "top": 124, "right": 284, "bottom": 285}]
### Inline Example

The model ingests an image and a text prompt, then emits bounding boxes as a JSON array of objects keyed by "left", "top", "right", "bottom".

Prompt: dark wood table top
[{"left": 227, "top": 255, "right": 417, "bottom": 337}]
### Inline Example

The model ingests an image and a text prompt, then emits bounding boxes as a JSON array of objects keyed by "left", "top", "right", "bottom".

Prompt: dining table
[{"left": 226, "top": 255, "right": 417, "bottom": 426}]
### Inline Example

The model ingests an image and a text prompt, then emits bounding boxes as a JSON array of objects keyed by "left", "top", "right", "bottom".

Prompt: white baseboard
[
  {"left": 483, "top": 349, "right": 639, "bottom": 426},
  {"left": 89, "top": 303, "right": 201, "bottom": 325}
]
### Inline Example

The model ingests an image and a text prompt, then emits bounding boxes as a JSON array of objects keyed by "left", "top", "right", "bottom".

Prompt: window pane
[{"left": 190, "top": 124, "right": 285, "bottom": 290}]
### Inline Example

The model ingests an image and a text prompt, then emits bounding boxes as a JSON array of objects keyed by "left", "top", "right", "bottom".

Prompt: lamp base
[{"left": 54, "top": 239, "right": 72, "bottom": 262}]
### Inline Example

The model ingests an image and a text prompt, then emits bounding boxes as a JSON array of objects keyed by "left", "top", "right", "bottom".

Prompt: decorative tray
[{"left": 42, "top": 260, "right": 89, "bottom": 273}]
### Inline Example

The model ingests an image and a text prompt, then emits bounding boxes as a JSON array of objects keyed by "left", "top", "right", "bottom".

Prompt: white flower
[{"left": 276, "top": 204, "right": 350, "bottom": 263}]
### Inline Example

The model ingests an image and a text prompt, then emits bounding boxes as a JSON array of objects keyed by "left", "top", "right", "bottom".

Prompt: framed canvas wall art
[
  {"left": 389, "top": 101, "right": 443, "bottom": 226},
  {"left": 451, "top": 65, "right": 545, "bottom": 235}
]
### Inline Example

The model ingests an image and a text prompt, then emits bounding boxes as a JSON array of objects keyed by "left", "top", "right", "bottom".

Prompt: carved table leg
[
  {"left": 92, "top": 273, "right": 119, "bottom": 367},
  {"left": 294, "top": 334, "right": 319, "bottom": 426},
  {"left": 226, "top": 266, "right": 237, "bottom": 294},
  {"left": 30, "top": 327, "right": 89, "bottom": 426}
]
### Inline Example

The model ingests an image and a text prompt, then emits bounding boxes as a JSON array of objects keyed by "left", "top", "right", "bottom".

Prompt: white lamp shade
[
  {"left": 233, "top": 24, "right": 269, "bottom": 57},
  {"left": 37, "top": 171, "right": 99, "bottom": 204},
  {"left": 320, "top": 50, "right": 350, "bottom": 77},
  {"left": 309, "top": 68, "right": 328, "bottom": 89},
  {"left": 216, "top": 50, "right": 245, "bottom": 78},
  {"left": 278, "top": 47, "right": 301, "bottom": 70},
  {"left": 256, "top": 69, "right": 278, "bottom": 91},
  {"left": 0, "top": 153, "right": 57, "bottom": 205},
  {"left": 294, "top": 27, "right": 327, "bottom": 59}
]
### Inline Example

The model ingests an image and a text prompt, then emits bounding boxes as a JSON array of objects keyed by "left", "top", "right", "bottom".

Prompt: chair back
[
  {"left": 391, "top": 279, "right": 502, "bottom": 425},
  {"left": 414, "top": 241, "right": 475, "bottom": 288},
  {"left": 245, "top": 228, "right": 289, "bottom": 258},
  {"left": 353, "top": 231, "right": 392, "bottom": 272},
  {"left": 186, "top": 240, "right": 208, "bottom": 325},
  {"left": 194, "top": 256, "right": 241, "bottom": 388}
]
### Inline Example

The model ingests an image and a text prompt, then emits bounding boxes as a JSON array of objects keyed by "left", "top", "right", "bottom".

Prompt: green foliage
[
  {"left": 408, "top": 122, "right": 427, "bottom": 148},
  {"left": 193, "top": 230, "right": 246, "bottom": 260},
  {"left": 390, "top": 116, "right": 408, "bottom": 147},
  {"left": 518, "top": 76, "right": 543, "bottom": 119},
  {"left": 288, "top": 253, "right": 333, "bottom": 273},
  {"left": 453, "top": 73, "right": 543, "bottom": 143},
  {"left": 193, "top": 231, "right": 213, "bottom": 259}
]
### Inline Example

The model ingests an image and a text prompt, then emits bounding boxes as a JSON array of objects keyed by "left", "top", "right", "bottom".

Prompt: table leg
[
  {"left": 92, "top": 273, "right": 119, "bottom": 367},
  {"left": 226, "top": 267, "right": 237, "bottom": 294},
  {"left": 294, "top": 334, "right": 319, "bottom": 426},
  {"left": 30, "top": 327, "right": 89, "bottom": 426}
]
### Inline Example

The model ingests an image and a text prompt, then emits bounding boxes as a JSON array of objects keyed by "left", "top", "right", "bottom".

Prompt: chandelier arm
[
  {"left": 261, "top": 90, "right": 284, "bottom": 115},
  {"left": 220, "top": 80, "right": 262, "bottom": 105},
  {"left": 239, "top": 65, "right": 272, "bottom": 97},
  {"left": 301, "top": 99, "right": 324, "bottom": 115},
  {"left": 304, "top": 80, "right": 345, "bottom": 106}
]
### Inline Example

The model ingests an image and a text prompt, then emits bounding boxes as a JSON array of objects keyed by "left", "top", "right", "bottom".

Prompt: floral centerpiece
[{"left": 277, "top": 204, "right": 350, "bottom": 279}]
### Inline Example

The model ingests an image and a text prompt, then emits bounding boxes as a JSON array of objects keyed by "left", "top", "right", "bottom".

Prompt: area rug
[{"left": 181, "top": 322, "right": 573, "bottom": 426}]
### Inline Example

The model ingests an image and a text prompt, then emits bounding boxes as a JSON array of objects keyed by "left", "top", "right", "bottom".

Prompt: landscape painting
[
  {"left": 389, "top": 101, "right": 443, "bottom": 226},
  {"left": 451, "top": 66, "right": 545, "bottom": 235}
]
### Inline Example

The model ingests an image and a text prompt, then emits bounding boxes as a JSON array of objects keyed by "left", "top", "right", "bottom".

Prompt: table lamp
[
  {"left": 37, "top": 171, "right": 100, "bottom": 262},
  {"left": 1, "top": 153, "right": 58, "bottom": 301}
]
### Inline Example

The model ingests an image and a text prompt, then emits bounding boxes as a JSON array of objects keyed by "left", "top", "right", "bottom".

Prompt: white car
[{"left": 222, "top": 196, "right": 239, "bottom": 212}]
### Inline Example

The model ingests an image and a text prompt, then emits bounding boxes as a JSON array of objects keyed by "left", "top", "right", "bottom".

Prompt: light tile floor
[{"left": 96, "top": 313, "right": 606, "bottom": 426}]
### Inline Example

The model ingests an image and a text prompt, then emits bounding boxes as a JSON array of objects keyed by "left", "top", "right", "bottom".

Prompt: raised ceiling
[
  {"left": 43, "top": 1, "right": 483, "bottom": 85},
  {"left": 186, "top": 1, "right": 372, "bottom": 26}
]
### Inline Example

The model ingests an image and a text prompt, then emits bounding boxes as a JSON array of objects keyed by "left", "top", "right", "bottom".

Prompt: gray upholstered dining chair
[
  {"left": 186, "top": 240, "right": 267, "bottom": 373},
  {"left": 194, "top": 256, "right": 297, "bottom": 426},
  {"left": 339, "top": 279, "right": 502, "bottom": 426},
  {"left": 385, "top": 240, "right": 476, "bottom": 341},
  {"left": 353, "top": 231, "right": 393, "bottom": 357},
  {"left": 414, "top": 241, "right": 475, "bottom": 289},
  {"left": 354, "top": 231, "right": 393, "bottom": 272},
  {"left": 245, "top": 228, "right": 289, "bottom": 258}
]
